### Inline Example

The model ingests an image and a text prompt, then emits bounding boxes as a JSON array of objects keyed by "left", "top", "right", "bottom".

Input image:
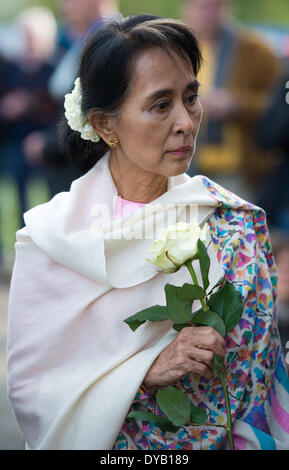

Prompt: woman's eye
[
  {"left": 155, "top": 101, "right": 170, "bottom": 111},
  {"left": 187, "top": 93, "right": 200, "bottom": 104},
  {"left": 153, "top": 94, "right": 200, "bottom": 112}
]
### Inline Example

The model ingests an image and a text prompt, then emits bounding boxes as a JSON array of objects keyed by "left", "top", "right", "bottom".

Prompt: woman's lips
[{"left": 166, "top": 146, "right": 192, "bottom": 156}]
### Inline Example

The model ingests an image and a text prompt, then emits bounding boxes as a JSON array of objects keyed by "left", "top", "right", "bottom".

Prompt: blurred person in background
[
  {"left": 254, "top": 60, "right": 289, "bottom": 366},
  {"left": 23, "top": 0, "right": 120, "bottom": 197},
  {"left": 0, "top": 53, "right": 9, "bottom": 282},
  {"left": 48, "top": 0, "right": 119, "bottom": 99},
  {"left": 255, "top": 60, "right": 289, "bottom": 234},
  {"left": 181, "top": 0, "right": 281, "bottom": 203},
  {"left": 273, "top": 236, "right": 289, "bottom": 364},
  {"left": 0, "top": 6, "right": 58, "bottom": 229}
]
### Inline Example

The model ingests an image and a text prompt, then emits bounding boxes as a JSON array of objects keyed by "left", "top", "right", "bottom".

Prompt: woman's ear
[{"left": 88, "top": 110, "right": 115, "bottom": 144}]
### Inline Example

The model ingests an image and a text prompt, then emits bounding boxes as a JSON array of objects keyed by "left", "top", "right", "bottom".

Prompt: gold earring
[{"left": 108, "top": 137, "right": 119, "bottom": 148}]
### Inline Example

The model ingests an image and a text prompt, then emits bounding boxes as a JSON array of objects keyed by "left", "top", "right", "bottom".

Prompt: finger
[
  {"left": 193, "top": 326, "right": 226, "bottom": 348},
  {"left": 190, "top": 327, "right": 226, "bottom": 357},
  {"left": 189, "top": 359, "right": 213, "bottom": 381},
  {"left": 185, "top": 325, "right": 226, "bottom": 348},
  {"left": 187, "top": 345, "right": 214, "bottom": 369}
]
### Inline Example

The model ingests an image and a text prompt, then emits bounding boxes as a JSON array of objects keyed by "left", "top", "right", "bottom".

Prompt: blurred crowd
[
  {"left": 180, "top": 0, "right": 289, "bottom": 355},
  {"left": 0, "top": 0, "right": 120, "bottom": 257},
  {"left": 0, "top": 0, "right": 288, "bottom": 352}
]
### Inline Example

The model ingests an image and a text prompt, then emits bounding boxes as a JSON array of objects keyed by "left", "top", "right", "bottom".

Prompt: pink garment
[{"left": 114, "top": 196, "right": 147, "bottom": 219}]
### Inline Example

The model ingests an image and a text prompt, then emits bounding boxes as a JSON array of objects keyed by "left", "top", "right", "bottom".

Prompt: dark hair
[{"left": 59, "top": 14, "right": 203, "bottom": 173}]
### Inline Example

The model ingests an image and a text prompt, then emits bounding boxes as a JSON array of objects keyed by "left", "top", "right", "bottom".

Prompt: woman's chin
[{"left": 165, "top": 154, "right": 193, "bottom": 176}]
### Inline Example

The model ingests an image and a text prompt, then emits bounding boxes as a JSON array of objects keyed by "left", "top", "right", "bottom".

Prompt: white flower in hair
[{"left": 64, "top": 77, "right": 100, "bottom": 143}]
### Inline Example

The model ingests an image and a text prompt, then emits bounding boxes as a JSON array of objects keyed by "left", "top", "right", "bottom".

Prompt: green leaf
[
  {"left": 156, "top": 386, "right": 191, "bottom": 427},
  {"left": 124, "top": 305, "right": 169, "bottom": 331},
  {"left": 208, "top": 286, "right": 225, "bottom": 317},
  {"left": 197, "top": 239, "right": 210, "bottom": 291},
  {"left": 190, "top": 404, "right": 208, "bottom": 425},
  {"left": 165, "top": 284, "right": 193, "bottom": 324},
  {"left": 178, "top": 283, "right": 205, "bottom": 301},
  {"left": 127, "top": 411, "right": 178, "bottom": 433},
  {"left": 172, "top": 323, "right": 192, "bottom": 332},
  {"left": 208, "top": 280, "right": 243, "bottom": 334},
  {"left": 192, "top": 308, "right": 226, "bottom": 338},
  {"left": 208, "top": 275, "right": 225, "bottom": 295},
  {"left": 222, "top": 285, "right": 243, "bottom": 333},
  {"left": 213, "top": 354, "right": 225, "bottom": 374}
]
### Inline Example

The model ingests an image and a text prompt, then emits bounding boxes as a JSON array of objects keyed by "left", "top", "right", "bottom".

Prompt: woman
[{"left": 7, "top": 14, "right": 289, "bottom": 450}]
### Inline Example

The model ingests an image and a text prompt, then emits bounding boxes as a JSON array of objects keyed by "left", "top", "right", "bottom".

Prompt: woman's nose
[{"left": 173, "top": 104, "right": 194, "bottom": 135}]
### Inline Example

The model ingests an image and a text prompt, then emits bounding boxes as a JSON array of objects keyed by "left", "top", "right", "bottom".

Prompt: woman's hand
[{"left": 143, "top": 326, "right": 226, "bottom": 389}]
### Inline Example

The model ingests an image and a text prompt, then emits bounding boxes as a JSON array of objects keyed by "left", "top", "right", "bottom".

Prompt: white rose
[
  {"left": 64, "top": 78, "right": 100, "bottom": 143},
  {"left": 64, "top": 79, "right": 83, "bottom": 131},
  {"left": 147, "top": 219, "right": 209, "bottom": 273},
  {"left": 80, "top": 121, "right": 100, "bottom": 142}
]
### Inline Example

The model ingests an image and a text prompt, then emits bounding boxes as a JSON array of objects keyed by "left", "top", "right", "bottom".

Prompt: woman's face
[{"left": 107, "top": 46, "right": 203, "bottom": 178}]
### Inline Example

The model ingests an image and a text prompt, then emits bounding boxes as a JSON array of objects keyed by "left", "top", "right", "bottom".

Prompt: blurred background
[{"left": 1, "top": 0, "right": 289, "bottom": 450}]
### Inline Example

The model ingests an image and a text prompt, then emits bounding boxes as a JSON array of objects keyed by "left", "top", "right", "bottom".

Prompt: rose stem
[
  {"left": 185, "top": 260, "right": 208, "bottom": 312},
  {"left": 219, "top": 369, "right": 235, "bottom": 450},
  {"left": 185, "top": 260, "right": 234, "bottom": 449}
]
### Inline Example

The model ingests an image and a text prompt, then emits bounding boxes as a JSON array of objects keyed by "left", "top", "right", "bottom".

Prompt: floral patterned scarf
[{"left": 114, "top": 178, "right": 289, "bottom": 450}]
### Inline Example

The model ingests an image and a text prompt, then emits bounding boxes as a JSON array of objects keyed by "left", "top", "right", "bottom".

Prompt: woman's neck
[{"left": 109, "top": 153, "right": 168, "bottom": 203}]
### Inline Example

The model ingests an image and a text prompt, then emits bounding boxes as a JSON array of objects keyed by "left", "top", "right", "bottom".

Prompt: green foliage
[
  {"left": 120, "top": 0, "right": 179, "bottom": 19},
  {"left": 172, "top": 322, "right": 192, "bottom": 332},
  {"left": 165, "top": 283, "right": 193, "bottom": 324},
  {"left": 0, "top": 0, "right": 59, "bottom": 21},
  {"left": 156, "top": 386, "right": 192, "bottom": 426},
  {"left": 120, "top": 0, "right": 289, "bottom": 25},
  {"left": 124, "top": 305, "right": 169, "bottom": 331},
  {"left": 124, "top": 233, "right": 244, "bottom": 446},
  {"left": 177, "top": 283, "right": 205, "bottom": 301},
  {"left": 208, "top": 280, "right": 243, "bottom": 335},
  {"left": 156, "top": 386, "right": 208, "bottom": 428},
  {"left": 127, "top": 390, "right": 207, "bottom": 431},
  {"left": 197, "top": 239, "right": 210, "bottom": 291},
  {"left": 127, "top": 411, "right": 178, "bottom": 432},
  {"left": 0, "top": 177, "right": 49, "bottom": 253},
  {"left": 208, "top": 275, "right": 226, "bottom": 294},
  {"left": 192, "top": 308, "right": 226, "bottom": 338},
  {"left": 2, "top": 0, "right": 289, "bottom": 25},
  {"left": 190, "top": 403, "right": 208, "bottom": 425},
  {"left": 213, "top": 354, "right": 225, "bottom": 374},
  {"left": 233, "top": 0, "right": 289, "bottom": 25}
]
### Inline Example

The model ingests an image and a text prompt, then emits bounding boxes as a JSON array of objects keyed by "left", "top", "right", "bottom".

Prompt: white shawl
[{"left": 7, "top": 150, "right": 224, "bottom": 449}]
